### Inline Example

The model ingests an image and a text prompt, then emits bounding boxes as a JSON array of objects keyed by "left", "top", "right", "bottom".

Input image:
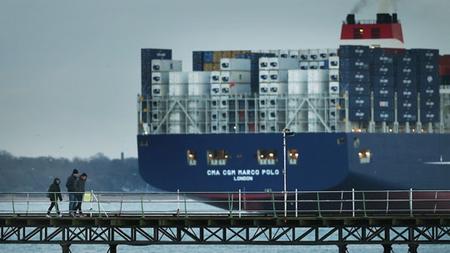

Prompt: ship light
[
  {"left": 224, "top": 154, "right": 229, "bottom": 159},
  {"left": 365, "top": 151, "right": 371, "bottom": 157},
  {"left": 188, "top": 153, "right": 194, "bottom": 159},
  {"left": 358, "top": 152, "right": 363, "bottom": 158},
  {"left": 208, "top": 153, "right": 213, "bottom": 158},
  {"left": 260, "top": 154, "right": 265, "bottom": 159},
  {"left": 269, "top": 153, "right": 274, "bottom": 158}
]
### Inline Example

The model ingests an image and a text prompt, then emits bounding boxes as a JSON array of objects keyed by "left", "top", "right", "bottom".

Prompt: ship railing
[{"left": 2, "top": 189, "right": 450, "bottom": 218}]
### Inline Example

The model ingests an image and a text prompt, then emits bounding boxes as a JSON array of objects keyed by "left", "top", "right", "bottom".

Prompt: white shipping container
[
  {"left": 308, "top": 70, "right": 329, "bottom": 83},
  {"left": 329, "top": 82, "right": 340, "bottom": 95},
  {"left": 188, "top": 71, "right": 211, "bottom": 84},
  {"left": 151, "top": 84, "right": 169, "bottom": 97},
  {"left": 308, "top": 49, "right": 319, "bottom": 60},
  {"left": 210, "top": 71, "right": 221, "bottom": 84},
  {"left": 259, "top": 57, "right": 270, "bottom": 70},
  {"left": 289, "top": 50, "right": 299, "bottom": 59},
  {"left": 169, "top": 84, "right": 188, "bottom": 96},
  {"left": 169, "top": 72, "right": 188, "bottom": 84},
  {"left": 299, "top": 61, "right": 309, "bottom": 70},
  {"left": 318, "top": 49, "right": 329, "bottom": 59},
  {"left": 220, "top": 58, "right": 251, "bottom": 71},
  {"left": 188, "top": 111, "right": 205, "bottom": 122},
  {"left": 268, "top": 58, "right": 299, "bottom": 70},
  {"left": 168, "top": 124, "right": 185, "bottom": 134},
  {"left": 220, "top": 71, "right": 251, "bottom": 84},
  {"left": 329, "top": 56, "right": 340, "bottom": 69},
  {"left": 299, "top": 50, "right": 309, "bottom": 60},
  {"left": 187, "top": 125, "right": 202, "bottom": 134},
  {"left": 329, "top": 69, "right": 339, "bottom": 82},
  {"left": 151, "top": 59, "right": 182, "bottom": 72},
  {"left": 279, "top": 49, "right": 289, "bottom": 58},
  {"left": 210, "top": 84, "right": 221, "bottom": 96},
  {"left": 319, "top": 61, "right": 328, "bottom": 70},
  {"left": 328, "top": 48, "right": 338, "bottom": 57},
  {"left": 259, "top": 83, "right": 269, "bottom": 94},
  {"left": 151, "top": 72, "right": 169, "bottom": 84},
  {"left": 288, "top": 69, "right": 307, "bottom": 82},
  {"left": 188, "top": 84, "right": 210, "bottom": 96},
  {"left": 259, "top": 70, "right": 270, "bottom": 83},
  {"left": 268, "top": 70, "right": 288, "bottom": 82},
  {"left": 288, "top": 81, "right": 308, "bottom": 94},
  {"left": 221, "top": 83, "right": 251, "bottom": 95},
  {"left": 308, "top": 61, "right": 319, "bottom": 70},
  {"left": 169, "top": 112, "right": 185, "bottom": 122},
  {"left": 269, "top": 82, "right": 288, "bottom": 95}
]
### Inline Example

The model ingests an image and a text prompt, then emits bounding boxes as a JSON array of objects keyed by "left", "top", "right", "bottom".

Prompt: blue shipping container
[
  {"left": 340, "top": 70, "right": 370, "bottom": 83},
  {"left": 340, "top": 58, "right": 370, "bottom": 70},
  {"left": 372, "top": 75, "right": 395, "bottom": 87},
  {"left": 339, "top": 45, "right": 370, "bottom": 58},
  {"left": 420, "top": 109, "right": 440, "bottom": 123},
  {"left": 349, "top": 95, "right": 371, "bottom": 108},
  {"left": 373, "top": 86, "right": 395, "bottom": 97},
  {"left": 397, "top": 111, "right": 418, "bottom": 123},
  {"left": 374, "top": 110, "right": 395, "bottom": 122},
  {"left": 374, "top": 96, "right": 395, "bottom": 109},
  {"left": 203, "top": 51, "right": 214, "bottom": 63},
  {"left": 371, "top": 64, "right": 395, "bottom": 76},
  {"left": 349, "top": 108, "right": 370, "bottom": 122},
  {"left": 347, "top": 83, "right": 371, "bottom": 95},
  {"left": 398, "top": 97, "right": 418, "bottom": 110}
]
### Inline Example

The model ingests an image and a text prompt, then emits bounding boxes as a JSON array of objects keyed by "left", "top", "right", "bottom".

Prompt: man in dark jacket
[
  {"left": 66, "top": 169, "right": 79, "bottom": 215},
  {"left": 75, "top": 173, "right": 87, "bottom": 216},
  {"left": 47, "top": 178, "right": 63, "bottom": 217}
]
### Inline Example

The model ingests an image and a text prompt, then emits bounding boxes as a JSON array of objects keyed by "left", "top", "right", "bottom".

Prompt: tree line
[{"left": 0, "top": 151, "right": 155, "bottom": 192}]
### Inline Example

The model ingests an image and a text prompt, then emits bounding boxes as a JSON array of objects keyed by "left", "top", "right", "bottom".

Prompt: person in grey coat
[
  {"left": 65, "top": 169, "right": 79, "bottom": 215},
  {"left": 74, "top": 173, "right": 87, "bottom": 216}
]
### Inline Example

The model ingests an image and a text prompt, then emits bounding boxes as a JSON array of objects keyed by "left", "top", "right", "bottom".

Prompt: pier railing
[{"left": 2, "top": 189, "right": 450, "bottom": 217}]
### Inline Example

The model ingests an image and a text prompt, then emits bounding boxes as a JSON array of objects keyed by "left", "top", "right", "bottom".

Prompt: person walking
[
  {"left": 75, "top": 173, "right": 88, "bottom": 216},
  {"left": 46, "top": 178, "right": 63, "bottom": 217},
  {"left": 65, "top": 169, "right": 79, "bottom": 216}
]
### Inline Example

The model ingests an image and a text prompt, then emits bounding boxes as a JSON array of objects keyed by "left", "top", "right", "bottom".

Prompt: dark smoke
[
  {"left": 351, "top": 0, "right": 399, "bottom": 14},
  {"left": 351, "top": 0, "right": 370, "bottom": 14}
]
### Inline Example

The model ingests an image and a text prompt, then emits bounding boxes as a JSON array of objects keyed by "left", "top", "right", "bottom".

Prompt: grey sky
[{"left": 0, "top": 0, "right": 449, "bottom": 159}]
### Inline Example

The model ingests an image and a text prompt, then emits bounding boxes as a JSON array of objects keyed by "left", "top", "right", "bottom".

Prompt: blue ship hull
[{"left": 137, "top": 133, "right": 450, "bottom": 192}]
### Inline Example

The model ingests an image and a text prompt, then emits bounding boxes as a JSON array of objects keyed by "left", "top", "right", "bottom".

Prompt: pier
[{"left": 2, "top": 190, "right": 450, "bottom": 252}]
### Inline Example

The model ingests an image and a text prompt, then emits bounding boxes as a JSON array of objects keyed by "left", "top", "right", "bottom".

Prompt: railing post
[
  {"left": 26, "top": 193, "right": 30, "bottom": 216},
  {"left": 177, "top": 189, "right": 180, "bottom": 214},
  {"left": 97, "top": 192, "right": 101, "bottom": 217},
  {"left": 119, "top": 194, "right": 123, "bottom": 216},
  {"left": 316, "top": 192, "right": 321, "bottom": 218},
  {"left": 11, "top": 194, "right": 15, "bottom": 215},
  {"left": 295, "top": 189, "right": 298, "bottom": 218},
  {"left": 238, "top": 189, "right": 242, "bottom": 218},
  {"left": 183, "top": 193, "right": 187, "bottom": 217},
  {"left": 352, "top": 188, "right": 355, "bottom": 217},
  {"left": 140, "top": 194, "right": 144, "bottom": 218},
  {"left": 410, "top": 188, "right": 413, "bottom": 217},
  {"left": 386, "top": 190, "right": 390, "bottom": 214}
]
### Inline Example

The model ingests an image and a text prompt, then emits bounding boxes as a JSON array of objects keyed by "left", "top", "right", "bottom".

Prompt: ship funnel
[
  {"left": 346, "top": 14, "right": 356, "bottom": 24},
  {"left": 392, "top": 13, "right": 398, "bottom": 23}
]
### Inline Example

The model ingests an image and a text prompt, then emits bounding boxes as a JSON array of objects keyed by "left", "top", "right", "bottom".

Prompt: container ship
[{"left": 137, "top": 10, "right": 450, "bottom": 193}]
